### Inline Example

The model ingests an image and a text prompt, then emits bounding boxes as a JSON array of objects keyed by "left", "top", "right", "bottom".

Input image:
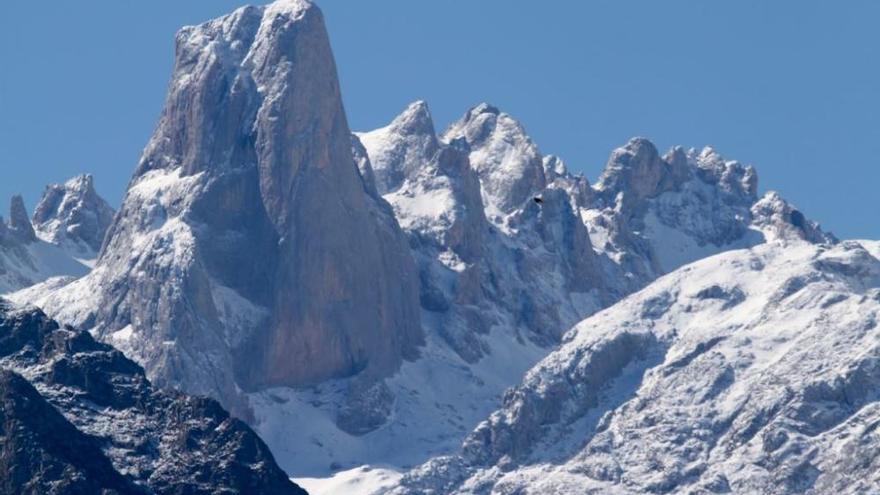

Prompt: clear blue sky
[{"left": 1, "top": 1, "right": 877, "bottom": 238}]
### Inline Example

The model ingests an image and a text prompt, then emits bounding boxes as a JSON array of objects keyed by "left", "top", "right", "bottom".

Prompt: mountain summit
[{"left": 34, "top": 0, "right": 422, "bottom": 419}]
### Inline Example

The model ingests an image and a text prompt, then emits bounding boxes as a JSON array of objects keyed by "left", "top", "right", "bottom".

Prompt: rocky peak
[
  {"left": 31, "top": 174, "right": 115, "bottom": 255},
  {"left": 751, "top": 191, "right": 836, "bottom": 244},
  {"left": 8, "top": 195, "right": 36, "bottom": 243},
  {"left": 543, "top": 155, "right": 593, "bottom": 209},
  {"left": 692, "top": 146, "right": 759, "bottom": 199},
  {"left": 595, "top": 137, "right": 689, "bottom": 212},
  {"left": 391, "top": 100, "right": 437, "bottom": 137},
  {"left": 542, "top": 155, "right": 567, "bottom": 182},
  {"left": 443, "top": 103, "right": 547, "bottom": 215},
  {"left": 39, "top": 0, "right": 423, "bottom": 422},
  {"left": 357, "top": 101, "right": 441, "bottom": 194}
]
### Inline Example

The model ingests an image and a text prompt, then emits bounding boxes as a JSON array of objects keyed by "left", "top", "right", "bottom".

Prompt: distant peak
[
  {"left": 9, "top": 195, "right": 36, "bottom": 242},
  {"left": 543, "top": 155, "right": 568, "bottom": 181},
  {"left": 31, "top": 174, "right": 115, "bottom": 254},
  {"left": 470, "top": 102, "right": 500, "bottom": 116},
  {"left": 622, "top": 136, "right": 659, "bottom": 154},
  {"left": 390, "top": 100, "right": 436, "bottom": 137},
  {"left": 751, "top": 191, "right": 836, "bottom": 244},
  {"left": 62, "top": 173, "right": 95, "bottom": 193}
]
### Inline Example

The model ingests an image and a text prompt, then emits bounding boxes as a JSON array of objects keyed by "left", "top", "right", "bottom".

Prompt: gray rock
[
  {"left": 39, "top": 0, "right": 423, "bottom": 422},
  {"left": 8, "top": 196, "right": 35, "bottom": 243}
]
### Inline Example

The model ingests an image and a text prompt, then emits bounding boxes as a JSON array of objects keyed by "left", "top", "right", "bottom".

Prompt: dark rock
[{"left": 0, "top": 301, "right": 306, "bottom": 495}]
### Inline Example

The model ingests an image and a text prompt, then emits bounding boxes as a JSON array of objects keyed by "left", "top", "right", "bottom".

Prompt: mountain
[
  {"left": 11, "top": 0, "right": 838, "bottom": 485},
  {"left": 32, "top": 174, "right": 115, "bottom": 259},
  {"left": 242, "top": 99, "right": 833, "bottom": 478},
  {"left": 29, "top": 0, "right": 422, "bottom": 424},
  {"left": 391, "top": 239, "right": 880, "bottom": 494},
  {"left": 0, "top": 299, "right": 305, "bottom": 494}
]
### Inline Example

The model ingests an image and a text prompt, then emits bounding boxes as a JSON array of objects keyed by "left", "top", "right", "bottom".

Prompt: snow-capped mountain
[
  {"left": 7, "top": 0, "right": 843, "bottom": 488},
  {"left": 0, "top": 299, "right": 305, "bottom": 494},
  {"left": 392, "top": 239, "right": 880, "bottom": 494},
  {"left": 32, "top": 174, "right": 115, "bottom": 259}
]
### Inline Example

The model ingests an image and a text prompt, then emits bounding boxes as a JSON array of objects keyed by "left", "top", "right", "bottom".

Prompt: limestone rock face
[
  {"left": 32, "top": 174, "right": 115, "bottom": 257},
  {"left": 37, "top": 0, "right": 422, "bottom": 417},
  {"left": 595, "top": 137, "right": 690, "bottom": 211},
  {"left": 8, "top": 196, "right": 35, "bottom": 243}
]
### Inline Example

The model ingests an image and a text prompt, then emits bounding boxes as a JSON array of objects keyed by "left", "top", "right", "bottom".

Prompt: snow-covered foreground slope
[{"left": 391, "top": 240, "right": 880, "bottom": 494}]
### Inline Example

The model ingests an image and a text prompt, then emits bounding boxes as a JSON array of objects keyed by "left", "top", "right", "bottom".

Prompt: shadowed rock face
[
  {"left": 40, "top": 0, "right": 422, "bottom": 416},
  {"left": 0, "top": 301, "right": 306, "bottom": 495}
]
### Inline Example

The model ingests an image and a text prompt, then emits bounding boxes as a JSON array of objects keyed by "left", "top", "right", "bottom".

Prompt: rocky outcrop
[
  {"left": 32, "top": 174, "right": 115, "bottom": 256},
  {"left": 0, "top": 300, "right": 306, "bottom": 495},
  {"left": 751, "top": 190, "right": 837, "bottom": 244},
  {"left": 8, "top": 196, "right": 35, "bottom": 243},
  {"left": 38, "top": 0, "right": 422, "bottom": 420}
]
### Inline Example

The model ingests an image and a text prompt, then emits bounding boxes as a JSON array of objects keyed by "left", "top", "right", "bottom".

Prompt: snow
[
  {"left": 0, "top": 239, "right": 90, "bottom": 295},
  {"left": 251, "top": 315, "right": 549, "bottom": 477},
  {"left": 384, "top": 186, "right": 456, "bottom": 233},
  {"left": 394, "top": 240, "right": 880, "bottom": 493},
  {"left": 210, "top": 281, "right": 269, "bottom": 348},
  {"left": 111, "top": 325, "right": 134, "bottom": 342},
  {"left": 642, "top": 209, "right": 761, "bottom": 274},
  {"left": 294, "top": 466, "right": 402, "bottom": 495}
]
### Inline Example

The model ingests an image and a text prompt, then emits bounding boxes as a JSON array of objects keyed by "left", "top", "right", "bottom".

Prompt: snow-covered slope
[{"left": 392, "top": 239, "right": 880, "bottom": 494}]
